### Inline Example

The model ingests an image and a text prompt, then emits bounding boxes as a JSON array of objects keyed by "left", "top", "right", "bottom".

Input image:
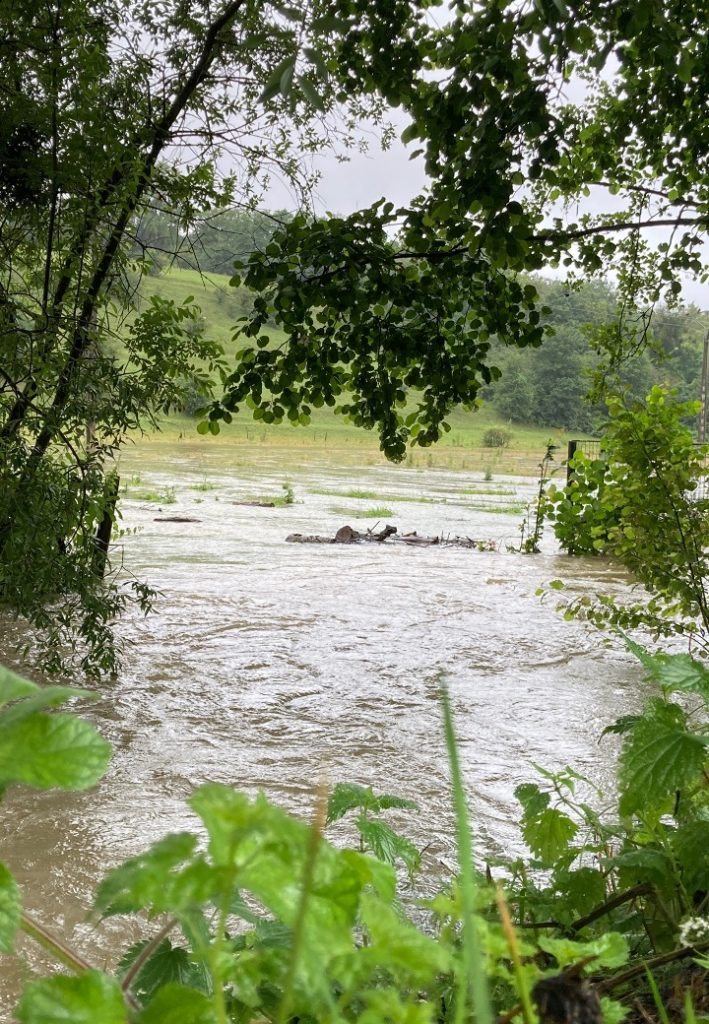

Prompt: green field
[{"left": 135, "top": 268, "right": 580, "bottom": 473}]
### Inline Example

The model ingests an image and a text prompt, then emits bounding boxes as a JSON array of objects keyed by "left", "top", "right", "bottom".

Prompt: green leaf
[
  {"left": 607, "top": 848, "right": 674, "bottom": 887},
  {"left": 0, "top": 712, "right": 110, "bottom": 790},
  {"left": 673, "top": 821, "right": 709, "bottom": 891},
  {"left": 514, "top": 783, "right": 550, "bottom": 816},
  {"left": 359, "top": 892, "right": 451, "bottom": 984},
  {"left": 619, "top": 709, "right": 708, "bottom": 815},
  {"left": 136, "top": 983, "right": 215, "bottom": 1023},
  {"left": 624, "top": 639, "right": 709, "bottom": 696},
  {"left": 326, "top": 782, "right": 373, "bottom": 822},
  {"left": 553, "top": 867, "right": 606, "bottom": 918},
  {"left": 298, "top": 75, "right": 325, "bottom": 111},
  {"left": 326, "top": 782, "right": 417, "bottom": 824},
  {"left": 18, "top": 971, "right": 126, "bottom": 1024},
  {"left": 96, "top": 833, "right": 210, "bottom": 915},
  {"left": 0, "top": 664, "right": 38, "bottom": 704},
  {"left": 118, "top": 939, "right": 210, "bottom": 1003},
  {"left": 0, "top": 684, "right": 97, "bottom": 730},
  {"left": 538, "top": 931, "right": 629, "bottom": 970},
  {"left": 356, "top": 816, "right": 420, "bottom": 872},
  {"left": 522, "top": 807, "right": 577, "bottom": 864},
  {"left": 279, "top": 58, "right": 296, "bottom": 97},
  {"left": 259, "top": 55, "right": 296, "bottom": 103},
  {"left": 0, "top": 863, "right": 21, "bottom": 952}
]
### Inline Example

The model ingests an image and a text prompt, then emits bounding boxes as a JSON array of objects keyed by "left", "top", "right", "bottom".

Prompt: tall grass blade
[
  {"left": 277, "top": 783, "right": 329, "bottom": 1024},
  {"left": 645, "top": 967, "right": 672, "bottom": 1024},
  {"left": 684, "top": 989, "right": 697, "bottom": 1024},
  {"left": 441, "top": 682, "right": 493, "bottom": 1024},
  {"left": 495, "top": 886, "right": 537, "bottom": 1024}
]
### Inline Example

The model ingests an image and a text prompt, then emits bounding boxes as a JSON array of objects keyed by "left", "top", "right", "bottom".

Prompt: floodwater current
[{"left": 0, "top": 442, "right": 648, "bottom": 1011}]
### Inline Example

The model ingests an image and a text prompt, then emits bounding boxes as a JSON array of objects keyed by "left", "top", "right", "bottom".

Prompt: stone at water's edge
[{"left": 334, "top": 525, "right": 358, "bottom": 543}]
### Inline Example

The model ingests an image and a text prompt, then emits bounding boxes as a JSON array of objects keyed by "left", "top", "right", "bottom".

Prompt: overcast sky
[{"left": 265, "top": 111, "right": 709, "bottom": 313}]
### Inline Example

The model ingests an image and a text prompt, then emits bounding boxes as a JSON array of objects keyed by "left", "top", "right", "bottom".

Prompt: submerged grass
[
  {"left": 128, "top": 487, "right": 177, "bottom": 504},
  {"left": 190, "top": 480, "right": 219, "bottom": 492},
  {"left": 466, "top": 503, "right": 526, "bottom": 516},
  {"left": 314, "top": 488, "right": 439, "bottom": 504},
  {"left": 328, "top": 505, "right": 395, "bottom": 518}
]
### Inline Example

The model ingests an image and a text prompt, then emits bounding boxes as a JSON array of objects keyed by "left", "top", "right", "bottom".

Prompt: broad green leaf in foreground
[
  {"left": 359, "top": 892, "right": 451, "bottom": 985},
  {"left": 136, "top": 982, "right": 216, "bottom": 1024},
  {"left": 619, "top": 707, "right": 708, "bottom": 815},
  {"left": 0, "top": 712, "right": 110, "bottom": 790},
  {"left": 96, "top": 833, "right": 207, "bottom": 916},
  {"left": 17, "top": 970, "right": 126, "bottom": 1024},
  {"left": 0, "top": 665, "right": 38, "bottom": 704},
  {"left": 0, "top": 665, "right": 95, "bottom": 714},
  {"left": 0, "top": 862, "right": 21, "bottom": 952},
  {"left": 624, "top": 638, "right": 709, "bottom": 697}
]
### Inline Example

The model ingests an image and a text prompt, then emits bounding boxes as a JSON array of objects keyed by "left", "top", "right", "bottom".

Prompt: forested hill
[
  {"left": 486, "top": 277, "right": 708, "bottom": 432},
  {"left": 135, "top": 208, "right": 708, "bottom": 435}
]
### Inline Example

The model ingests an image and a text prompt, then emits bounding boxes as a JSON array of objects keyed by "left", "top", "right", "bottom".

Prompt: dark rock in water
[{"left": 334, "top": 525, "right": 359, "bottom": 543}]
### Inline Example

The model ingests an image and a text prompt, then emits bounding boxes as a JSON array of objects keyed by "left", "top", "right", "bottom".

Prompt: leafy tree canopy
[{"left": 222, "top": 0, "right": 709, "bottom": 453}]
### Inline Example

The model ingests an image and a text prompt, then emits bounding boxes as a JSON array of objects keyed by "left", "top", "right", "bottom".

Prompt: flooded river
[{"left": 0, "top": 442, "right": 646, "bottom": 1010}]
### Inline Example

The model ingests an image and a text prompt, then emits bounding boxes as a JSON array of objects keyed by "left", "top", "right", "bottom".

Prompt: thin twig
[{"left": 597, "top": 940, "right": 709, "bottom": 993}]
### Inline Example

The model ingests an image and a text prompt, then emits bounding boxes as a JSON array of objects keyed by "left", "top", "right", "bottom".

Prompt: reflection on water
[{"left": 0, "top": 444, "right": 643, "bottom": 1013}]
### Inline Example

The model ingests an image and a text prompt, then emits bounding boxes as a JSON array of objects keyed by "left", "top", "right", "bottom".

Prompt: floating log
[{"left": 154, "top": 516, "right": 202, "bottom": 523}]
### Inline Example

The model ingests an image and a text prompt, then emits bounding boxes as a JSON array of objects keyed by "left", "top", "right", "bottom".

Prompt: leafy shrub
[
  {"left": 544, "top": 387, "right": 709, "bottom": 646},
  {"left": 482, "top": 427, "right": 513, "bottom": 448}
]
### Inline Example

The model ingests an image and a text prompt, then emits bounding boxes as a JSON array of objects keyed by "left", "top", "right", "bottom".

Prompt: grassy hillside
[{"left": 136, "top": 268, "right": 579, "bottom": 471}]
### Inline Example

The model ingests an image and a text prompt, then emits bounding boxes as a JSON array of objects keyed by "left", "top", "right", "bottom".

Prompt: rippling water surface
[{"left": 0, "top": 442, "right": 645, "bottom": 1011}]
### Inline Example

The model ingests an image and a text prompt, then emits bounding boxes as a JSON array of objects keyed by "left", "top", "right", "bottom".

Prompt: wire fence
[
  {"left": 566, "top": 438, "right": 709, "bottom": 500},
  {"left": 566, "top": 439, "right": 602, "bottom": 483}
]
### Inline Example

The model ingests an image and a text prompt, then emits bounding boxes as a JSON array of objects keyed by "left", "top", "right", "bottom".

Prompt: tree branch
[
  {"left": 536, "top": 216, "right": 707, "bottom": 244},
  {"left": 18, "top": 0, "right": 250, "bottom": 469},
  {"left": 597, "top": 939, "right": 709, "bottom": 994}
]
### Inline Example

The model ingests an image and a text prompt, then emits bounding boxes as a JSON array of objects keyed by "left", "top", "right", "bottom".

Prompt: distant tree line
[
  {"left": 133, "top": 209, "right": 708, "bottom": 437},
  {"left": 484, "top": 278, "right": 707, "bottom": 433}
]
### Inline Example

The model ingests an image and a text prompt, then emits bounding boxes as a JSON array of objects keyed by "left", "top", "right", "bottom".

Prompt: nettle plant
[{"left": 505, "top": 640, "right": 709, "bottom": 960}]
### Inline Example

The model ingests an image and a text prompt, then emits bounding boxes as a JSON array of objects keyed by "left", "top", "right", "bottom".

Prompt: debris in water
[{"left": 286, "top": 524, "right": 497, "bottom": 550}]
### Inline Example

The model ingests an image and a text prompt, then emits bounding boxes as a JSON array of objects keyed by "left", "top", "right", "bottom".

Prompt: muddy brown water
[{"left": 0, "top": 444, "right": 647, "bottom": 1012}]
